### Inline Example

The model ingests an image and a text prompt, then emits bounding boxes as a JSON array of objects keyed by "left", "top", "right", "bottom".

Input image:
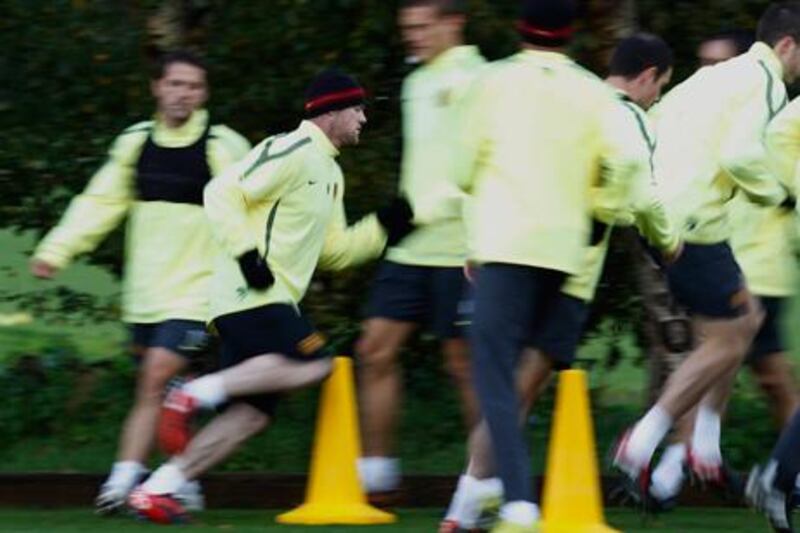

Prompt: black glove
[
  {"left": 376, "top": 197, "right": 415, "bottom": 246},
  {"left": 589, "top": 219, "right": 608, "bottom": 246},
  {"left": 237, "top": 249, "right": 274, "bottom": 290}
]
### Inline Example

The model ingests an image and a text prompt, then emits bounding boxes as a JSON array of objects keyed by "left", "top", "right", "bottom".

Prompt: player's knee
[
  {"left": 137, "top": 354, "right": 182, "bottom": 401},
  {"left": 443, "top": 350, "right": 471, "bottom": 385},
  {"left": 357, "top": 337, "right": 398, "bottom": 377},
  {"left": 754, "top": 362, "right": 795, "bottom": 401},
  {"left": 241, "top": 408, "right": 270, "bottom": 437}
]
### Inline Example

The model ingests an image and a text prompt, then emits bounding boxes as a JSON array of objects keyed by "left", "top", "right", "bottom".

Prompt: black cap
[
  {"left": 518, "top": 0, "right": 578, "bottom": 47},
  {"left": 304, "top": 69, "right": 366, "bottom": 118}
]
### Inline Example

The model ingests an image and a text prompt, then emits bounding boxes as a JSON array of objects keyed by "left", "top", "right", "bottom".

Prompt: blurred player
[
  {"left": 127, "top": 70, "right": 415, "bottom": 523},
  {"left": 439, "top": 32, "right": 680, "bottom": 533},
  {"left": 698, "top": 29, "right": 755, "bottom": 66},
  {"left": 357, "top": 0, "right": 486, "bottom": 493},
  {"left": 453, "top": 1, "right": 673, "bottom": 530},
  {"left": 30, "top": 51, "right": 251, "bottom": 514},
  {"left": 614, "top": 1, "right": 800, "bottom": 501}
]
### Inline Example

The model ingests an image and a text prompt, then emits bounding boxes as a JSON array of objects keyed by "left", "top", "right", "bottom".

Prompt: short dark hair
[
  {"left": 608, "top": 33, "right": 674, "bottom": 79},
  {"left": 757, "top": 1, "right": 800, "bottom": 46},
  {"left": 703, "top": 29, "right": 755, "bottom": 55},
  {"left": 151, "top": 50, "right": 207, "bottom": 80},
  {"left": 399, "top": 0, "right": 467, "bottom": 16}
]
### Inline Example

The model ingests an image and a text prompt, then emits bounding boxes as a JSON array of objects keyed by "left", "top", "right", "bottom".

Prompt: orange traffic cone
[
  {"left": 540, "top": 370, "right": 620, "bottom": 533},
  {"left": 277, "top": 356, "right": 396, "bottom": 525}
]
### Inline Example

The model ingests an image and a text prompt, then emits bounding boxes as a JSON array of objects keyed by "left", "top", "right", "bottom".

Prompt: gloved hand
[
  {"left": 237, "top": 249, "right": 274, "bottom": 290},
  {"left": 377, "top": 197, "right": 415, "bottom": 246}
]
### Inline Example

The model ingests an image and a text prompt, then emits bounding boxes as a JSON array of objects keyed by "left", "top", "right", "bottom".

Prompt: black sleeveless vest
[{"left": 135, "top": 121, "right": 213, "bottom": 205}]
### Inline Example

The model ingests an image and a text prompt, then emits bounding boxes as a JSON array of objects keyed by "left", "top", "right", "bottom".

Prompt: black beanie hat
[
  {"left": 518, "top": 0, "right": 578, "bottom": 47},
  {"left": 304, "top": 69, "right": 366, "bottom": 118}
]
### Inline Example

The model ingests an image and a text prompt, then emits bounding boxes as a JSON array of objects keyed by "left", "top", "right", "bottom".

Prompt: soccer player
[
  {"left": 698, "top": 29, "right": 755, "bottom": 66},
  {"left": 439, "top": 32, "right": 680, "bottom": 533},
  {"left": 650, "top": 95, "right": 800, "bottom": 510},
  {"left": 29, "top": 51, "right": 251, "bottom": 514},
  {"left": 357, "top": 0, "right": 486, "bottom": 493},
  {"left": 614, "top": 1, "right": 800, "bottom": 498},
  {"left": 127, "top": 70, "right": 415, "bottom": 523},
  {"left": 454, "top": 0, "right": 668, "bottom": 529}
]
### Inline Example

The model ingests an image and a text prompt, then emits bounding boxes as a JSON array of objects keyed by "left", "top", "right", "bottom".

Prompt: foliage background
[{"left": 0, "top": 0, "right": 791, "bottom": 473}]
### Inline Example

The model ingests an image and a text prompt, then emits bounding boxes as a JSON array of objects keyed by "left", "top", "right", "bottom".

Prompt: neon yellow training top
[
  {"left": 34, "top": 109, "right": 251, "bottom": 323},
  {"left": 204, "top": 120, "right": 388, "bottom": 320},
  {"left": 387, "top": 45, "right": 486, "bottom": 267},
  {"left": 653, "top": 42, "right": 789, "bottom": 245}
]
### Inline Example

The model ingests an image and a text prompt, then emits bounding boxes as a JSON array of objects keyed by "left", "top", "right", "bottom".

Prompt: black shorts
[
  {"left": 212, "top": 304, "right": 331, "bottom": 415},
  {"left": 130, "top": 320, "right": 209, "bottom": 359},
  {"left": 528, "top": 294, "right": 589, "bottom": 370},
  {"left": 665, "top": 242, "right": 747, "bottom": 318},
  {"left": 748, "top": 297, "right": 787, "bottom": 363},
  {"left": 364, "top": 260, "right": 467, "bottom": 339}
]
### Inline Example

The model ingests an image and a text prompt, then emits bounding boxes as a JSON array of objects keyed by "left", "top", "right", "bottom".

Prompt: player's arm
[
  {"left": 593, "top": 96, "right": 643, "bottom": 228},
  {"left": 766, "top": 97, "right": 800, "bottom": 203},
  {"left": 209, "top": 125, "right": 252, "bottom": 173},
  {"left": 31, "top": 131, "right": 136, "bottom": 276},
  {"left": 719, "top": 83, "right": 788, "bottom": 206},
  {"left": 317, "top": 183, "right": 390, "bottom": 271},
  {"left": 204, "top": 138, "right": 298, "bottom": 289}
]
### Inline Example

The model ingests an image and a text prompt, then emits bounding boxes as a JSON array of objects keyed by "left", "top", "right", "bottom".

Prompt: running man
[{"left": 30, "top": 51, "right": 251, "bottom": 514}]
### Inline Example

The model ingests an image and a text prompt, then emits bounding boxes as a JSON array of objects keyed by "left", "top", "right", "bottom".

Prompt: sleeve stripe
[{"left": 243, "top": 136, "right": 310, "bottom": 179}]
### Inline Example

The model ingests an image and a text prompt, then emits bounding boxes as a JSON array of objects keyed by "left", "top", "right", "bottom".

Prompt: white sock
[
  {"left": 625, "top": 405, "right": 672, "bottom": 472},
  {"left": 499, "top": 500, "right": 539, "bottom": 526},
  {"left": 691, "top": 405, "right": 722, "bottom": 465},
  {"left": 357, "top": 456, "right": 400, "bottom": 493},
  {"left": 141, "top": 463, "right": 187, "bottom": 495},
  {"left": 104, "top": 461, "right": 146, "bottom": 490},
  {"left": 445, "top": 475, "right": 478, "bottom": 524},
  {"left": 650, "top": 443, "right": 687, "bottom": 500},
  {"left": 183, "top": 374, "right": 227, "bottom": 408}
]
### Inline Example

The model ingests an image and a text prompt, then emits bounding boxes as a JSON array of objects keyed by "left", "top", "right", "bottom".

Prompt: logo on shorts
[
  {"left": 296, "top": 332, "right": 326, "bottom": 356},
  {"left": 178, "top": 330, "right": 209, "bottom": 353}
]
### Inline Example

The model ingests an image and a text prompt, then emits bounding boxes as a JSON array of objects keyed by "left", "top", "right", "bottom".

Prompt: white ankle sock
[
  {"left": 626, "top": 405, "right": 672, "bottom": 470},
  {"left": 105, "top": 461, "right": 146, "bottom": 490},
  {"left": 691, "top": 405, "right": 722, "bottom": 464},
  {"left": 650, "top": 443, "right": 687, "bottom": 500},
  {"left": 445, "top": 475, "right": 479, "bottom": 524},
  {"left": 183, "top": 374, "right": 227, "bottom": 408},
  {"left": 141, "top": 463, "right": 187, "bottom": 495},
  {"left": 357, "top": 457, "right": 400, "bottom": 493},
  {"left": 499, "top": 500, "right": 539, "bottom": 526}
]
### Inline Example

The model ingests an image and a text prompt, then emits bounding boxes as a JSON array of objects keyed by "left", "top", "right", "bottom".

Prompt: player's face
[
  {"left": 332, "top": 105, "right": 367, "bottom": 147},
  {"left": 697, "top": 39, "right": 738, "bottom": 66},
  {"left": 398, "top": 5, "right": 464, "bottom": 64},
  {"left": 641, "top": 67, "right": 672, "bottom": 110},
  {"left": 152, "top": 62, "right": 208, "bottom": 127}
]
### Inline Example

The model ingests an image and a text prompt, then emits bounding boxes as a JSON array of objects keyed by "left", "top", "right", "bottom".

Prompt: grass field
[{"left": 0, "top": 508, "right": 778, "bottom": 533}]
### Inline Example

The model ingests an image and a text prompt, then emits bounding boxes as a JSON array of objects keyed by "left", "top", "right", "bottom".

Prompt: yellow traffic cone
[
  {"left": 539, "top": 370, "right": 620, "bottom": 533},
  {"left": 277, "top": 356, "right": 396, "bottom": 525}
]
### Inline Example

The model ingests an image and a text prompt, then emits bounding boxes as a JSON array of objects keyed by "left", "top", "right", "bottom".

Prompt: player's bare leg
[
  {"left": 443, "top": 337, "right": 480, "bottom": 430},
  {"left": 96, "top": 347, "right": 187, "bottom": 514},
  {"left": 356, "top": 318, "right": 416, "bottom": 492},
  {"left": 752, "top": 353, "right": 800, "bottom": 427}
]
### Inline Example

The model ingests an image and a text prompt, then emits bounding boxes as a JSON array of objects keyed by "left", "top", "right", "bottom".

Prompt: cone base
[
  {"left": 276, "top": 502, "right": 397, "bottom": 525},
  {"left": 540, "top": 521, "right": 620, "bottom": 533}
]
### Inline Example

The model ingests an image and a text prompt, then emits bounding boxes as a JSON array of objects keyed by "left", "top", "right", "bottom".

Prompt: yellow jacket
[
  {"left": 204, "top": 120, "right": 387, "bottom": 320},
  {"left": 34, "top": 110, "right": 250, "bottom": 323}
]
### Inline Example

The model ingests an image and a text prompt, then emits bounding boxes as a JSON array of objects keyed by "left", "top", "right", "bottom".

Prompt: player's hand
[
  {"left": 662, "top": 241, "right": 684, "bottom": 265},
  {"left": 30, "top": 259, "right": 57, "bottom": 279},
  {"left": 237, "top": 249, "right": 274, "bottom": 290},
  {"left": 376, "top": 196, "right": 415, "bottom": 246}
]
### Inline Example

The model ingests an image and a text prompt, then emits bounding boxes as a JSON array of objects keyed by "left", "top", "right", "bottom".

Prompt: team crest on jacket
[{"left": 437, "top": 89, "right": 452, "bottom": 107}]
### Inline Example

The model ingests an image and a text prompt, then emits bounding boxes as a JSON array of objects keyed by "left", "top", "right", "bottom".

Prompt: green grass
[{"left": 0, "top": 508, "right": 777, "bottom": 533}]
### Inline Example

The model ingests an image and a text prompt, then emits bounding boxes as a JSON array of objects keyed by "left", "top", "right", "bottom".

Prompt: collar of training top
[{"left": 299, "top": 119, "right": 339, "bottom": 158}]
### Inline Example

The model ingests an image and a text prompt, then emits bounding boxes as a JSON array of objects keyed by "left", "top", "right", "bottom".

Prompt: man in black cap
[
  {"left": 453, "top": 0, "right": 658, "bottom": 530},
  {"left": 126, "top": 69, "right": 414, "bottom": 523}
]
